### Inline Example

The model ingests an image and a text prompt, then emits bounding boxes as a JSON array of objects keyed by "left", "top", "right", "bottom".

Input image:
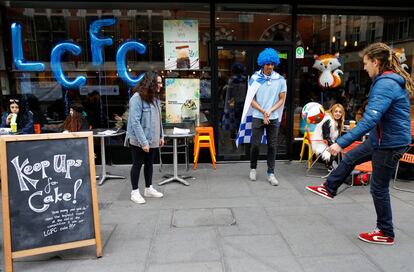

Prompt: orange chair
[
  {"left": 193, "top": 135, "right": 216, "bottom": 170},
  {"left": 411, "top": 120, "right": 414, "bottom": 137},
  {"left": 393, "top": 153, "right": 414, "bottom": 193},
  {"left": 336, "top": 141, "right": 371, "bottom": 193},
  {"left": 391, "top": 122, "right": 414, "bottom": 193},
  {"left": 342, "top": 141, "right": 363, "bottom": 154},
  {"left": 351, "top": 161, "right": 373, "bottom": 186},
  {"left": 194, "top": 127, "right": 215, "bottom": 156}
]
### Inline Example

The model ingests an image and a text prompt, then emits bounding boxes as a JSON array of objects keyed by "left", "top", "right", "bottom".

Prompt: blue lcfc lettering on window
[{"left": 11, "top": 19, "right": 147, "bottom": 88}]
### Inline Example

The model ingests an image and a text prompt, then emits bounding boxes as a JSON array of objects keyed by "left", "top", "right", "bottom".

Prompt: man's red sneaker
[
  {"left": 305, "top": 185, "right": 333, "bottom": 200},
  {"left": 358, "top": 228, "right": 394, "bottom": 245}
]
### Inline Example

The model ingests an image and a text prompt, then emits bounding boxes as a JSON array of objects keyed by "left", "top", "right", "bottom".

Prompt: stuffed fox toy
[
  {"left": 313, "top": 53, "right": 343, "bottom": 89},
  {"left": 393, "top": 48, "right": 409, "bottom": 71}
]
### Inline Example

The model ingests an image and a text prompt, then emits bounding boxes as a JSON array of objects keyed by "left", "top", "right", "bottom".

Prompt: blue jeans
[{"left": 326, "top": 139, "right": 406, "bottom": 238}]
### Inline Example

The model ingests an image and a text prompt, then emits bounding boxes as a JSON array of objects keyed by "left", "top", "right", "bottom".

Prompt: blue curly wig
[{"left": 257, "top": 48, "right": 280, "bottom": 67}]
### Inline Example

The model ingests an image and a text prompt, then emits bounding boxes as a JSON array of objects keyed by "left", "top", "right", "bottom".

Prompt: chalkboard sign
[{"left": 0, "top": 132, "right": 102, "bottom": 272}]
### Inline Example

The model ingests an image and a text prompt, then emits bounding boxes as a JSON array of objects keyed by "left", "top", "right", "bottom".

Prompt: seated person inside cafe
[
  {"left": 62, "top": 103, "right": 89, "bottom": 132},
  {"left": 311, "top": 103, "right": 345, "bottom": 170},
  {"left": 1, "top": 98, "right": 34, "bottom": 134},
  {"left": 114, "top": 104, "right": 129, "bottom": 130}
]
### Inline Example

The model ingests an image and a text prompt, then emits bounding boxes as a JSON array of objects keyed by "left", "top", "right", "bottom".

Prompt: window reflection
[{"left": 294, "top": 14, "right": 414, "bottom": 138}]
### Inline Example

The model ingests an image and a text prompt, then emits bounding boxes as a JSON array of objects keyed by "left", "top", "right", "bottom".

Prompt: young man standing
[
  {"left": 238, "top": 48, "right": 286, "bottom": 185},
  {"left": 306, "top": 43, "right": 413, "bottom": 245}
]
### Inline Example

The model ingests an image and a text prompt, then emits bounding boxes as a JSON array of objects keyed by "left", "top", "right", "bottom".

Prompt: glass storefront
[
  {"left": 216, "top": 45, "right": 290, "bottom": 160},
  {"left": 0, "top": 2, "right": 413, "bottom": 162},
  {"left": 294, "top": 14, "right": 414, "bottom": 140}
]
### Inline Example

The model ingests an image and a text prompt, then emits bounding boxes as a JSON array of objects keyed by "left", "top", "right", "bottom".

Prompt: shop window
[
  {"left": 3, "top": 3, "right": 212, "bottom": 142},
  {"left": 295, "top": 13, "right": 414, "bottom": 140},
  {"left": 321, "top": 15, "right": 327, "bottom": 30},
  {"left": 215, "top": 4, "right": 291, "bottom": 42},
  {"left": 398, "top": 18, "right": 409, "bottom": 40},
  {"left": 367, "top": 22, "right": 376, "bottom": 43}
]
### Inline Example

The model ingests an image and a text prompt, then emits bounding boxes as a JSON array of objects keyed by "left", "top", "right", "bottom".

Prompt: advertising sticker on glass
[
  {"left": 163, "top": 20, "right": 199, "bottom": 70},
  {"left": 165, "top": 78, "right": 200, "bottom": 123}
]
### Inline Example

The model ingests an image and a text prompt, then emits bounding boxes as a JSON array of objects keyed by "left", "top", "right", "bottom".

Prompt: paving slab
[{"left": 1, "top": 162, "right": 414, "bottom": 272}]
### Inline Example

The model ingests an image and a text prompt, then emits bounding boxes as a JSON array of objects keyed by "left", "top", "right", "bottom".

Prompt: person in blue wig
[{"left": 237, "top": 48, "right": 287, "bottom": 185}]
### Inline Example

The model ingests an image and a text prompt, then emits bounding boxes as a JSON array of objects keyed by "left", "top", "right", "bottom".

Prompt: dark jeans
[
  {"left": 250, "top": 117, "right": 278, "bottom": 174},
  {"left": 130, "top": 145, "right": 156, "bottom": 189},
  {"left": 326, "top": 139, "right": 406, "bottom": 237}
]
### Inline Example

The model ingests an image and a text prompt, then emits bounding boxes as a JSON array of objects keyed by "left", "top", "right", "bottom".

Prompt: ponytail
[{"left": 361, "top": 42, "right": 414, "bottom": 96}]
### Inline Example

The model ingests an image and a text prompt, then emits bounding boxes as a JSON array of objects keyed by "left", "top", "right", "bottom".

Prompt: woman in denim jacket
[{"left": 126, "top": 71, "right": 164, "bottom": 204}]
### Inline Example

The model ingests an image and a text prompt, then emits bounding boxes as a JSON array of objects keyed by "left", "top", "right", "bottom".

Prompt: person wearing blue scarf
[{"left": 245, "top": 48, "right": 287, "bottom": 185}]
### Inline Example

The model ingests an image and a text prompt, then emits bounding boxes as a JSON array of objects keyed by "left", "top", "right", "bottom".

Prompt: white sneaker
[
  {"left": 131, "top": 190, "right": 146, "bottom": 204},
  {"left": 267, "top": 174, "right": 279, "bottom": 186},
  {"left": 144, "top": 186, "right": 164, "bottom": 198},
  {"left": 249, "top": 169, "right": 257, "bottom": 181}
]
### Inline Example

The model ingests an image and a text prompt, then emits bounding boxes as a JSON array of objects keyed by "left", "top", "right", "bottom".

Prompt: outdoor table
[
  {"left": 158, "top": 131, "right": 195, "bottom": 186},
  {"left": 93, "top": 128, "right": 126, "bottom": 185}
]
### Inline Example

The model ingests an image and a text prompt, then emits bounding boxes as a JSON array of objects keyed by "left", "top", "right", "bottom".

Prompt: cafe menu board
[{"left": 0, "top": 132, "right": 102, "bottom": 272}]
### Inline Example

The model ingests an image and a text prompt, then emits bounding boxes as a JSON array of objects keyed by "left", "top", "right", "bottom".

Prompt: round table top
[
  {"left": 92, "top": 128, "right": 126, "bottom": 138},
  {"left": 163, "top": 131, "right": 195, "bottom": 138}
]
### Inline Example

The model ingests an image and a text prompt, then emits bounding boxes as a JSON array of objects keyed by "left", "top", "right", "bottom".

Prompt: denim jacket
[{"left": 126, "top": 92, "right": 164, "bottom": 147}]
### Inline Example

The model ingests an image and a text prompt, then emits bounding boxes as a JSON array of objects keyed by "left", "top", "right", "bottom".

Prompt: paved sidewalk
[{"left": 2, "top": 161, "right": 414, "bottom": 272}]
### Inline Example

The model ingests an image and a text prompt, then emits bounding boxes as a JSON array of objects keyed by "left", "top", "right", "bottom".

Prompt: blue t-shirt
[{"left": 252, "top": 74, "right": 287, "bottom": 120}]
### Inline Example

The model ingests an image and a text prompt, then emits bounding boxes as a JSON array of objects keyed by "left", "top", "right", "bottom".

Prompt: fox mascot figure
[
  {"left": 313, "top": 53, "right": 343, "bottom": 89},
  {"left": 393, "top": 48, "right": 409, "bottom": 72}
]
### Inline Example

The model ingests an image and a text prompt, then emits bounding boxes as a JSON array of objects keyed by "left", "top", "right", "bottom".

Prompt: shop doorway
[{"left": 215, "top": 45, "right": 291, "bottom": 161}]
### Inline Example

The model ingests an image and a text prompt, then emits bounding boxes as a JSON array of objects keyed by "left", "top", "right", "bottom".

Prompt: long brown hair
[
  {"left": 326, "top": 103, "right": 345, "bottom": 133},
  {"left": 132, "top": 71, "right": 160, "bottom": 104},
  {"left": 360, "top": 42, "right": 414, "bottom": 96},
  {"left": 63, "top": 107, "right": 85, "bottom": 132}
]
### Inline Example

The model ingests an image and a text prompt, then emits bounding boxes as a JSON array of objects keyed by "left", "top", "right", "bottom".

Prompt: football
[{"left": 301, "top": 102, "right": 325, "bottom": 124}]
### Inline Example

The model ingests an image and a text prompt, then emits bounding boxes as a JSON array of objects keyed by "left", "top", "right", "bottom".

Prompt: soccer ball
[{"left": 301, "top": 102, "right": 325, "bottom": 124}]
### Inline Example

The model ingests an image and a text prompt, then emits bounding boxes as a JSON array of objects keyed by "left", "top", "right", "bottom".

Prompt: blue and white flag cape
[{"left": 236, "top": 70, "right": 285, "bottom": 147}]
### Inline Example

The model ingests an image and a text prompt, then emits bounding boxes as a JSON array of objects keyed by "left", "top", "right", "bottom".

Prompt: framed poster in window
[{"left": 163, "top": 20, "right": 199, "bottom": 70}]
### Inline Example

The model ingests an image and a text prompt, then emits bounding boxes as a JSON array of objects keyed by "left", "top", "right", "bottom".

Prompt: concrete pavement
[{"left": 2, "top": 161, "right": 414, "bottom": 272}]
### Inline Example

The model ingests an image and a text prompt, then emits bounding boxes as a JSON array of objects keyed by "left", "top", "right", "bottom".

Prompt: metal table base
[
  {"left": 96, "top": 136, "right": 126, "bottom": 185},
  {"left": 159, "top": 137, "right": 191, "bottom": 186}
]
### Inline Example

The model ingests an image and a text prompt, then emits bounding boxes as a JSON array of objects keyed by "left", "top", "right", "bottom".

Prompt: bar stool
[
  {"left": 194, "top": 127, "right": 216, "bottom": 156},
  {"left": 194, "top": 135, "right": 216, "bottom": 170}
]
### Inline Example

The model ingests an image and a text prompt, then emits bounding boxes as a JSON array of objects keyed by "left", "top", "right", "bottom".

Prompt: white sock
[{"left": 131, "top": 189, "right": 140, "bottom": 195}]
